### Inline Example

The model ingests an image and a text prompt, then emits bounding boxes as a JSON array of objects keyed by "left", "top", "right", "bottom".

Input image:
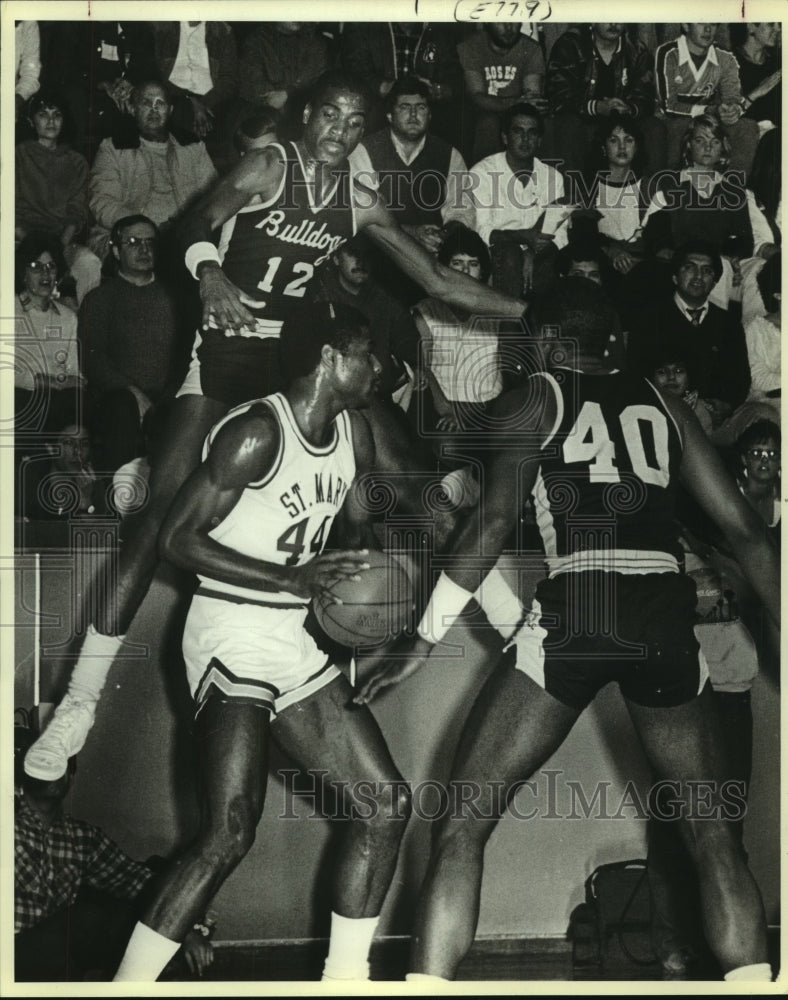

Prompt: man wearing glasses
[{"left": 79, "top": 215, "right": 184, "bottom": 478}]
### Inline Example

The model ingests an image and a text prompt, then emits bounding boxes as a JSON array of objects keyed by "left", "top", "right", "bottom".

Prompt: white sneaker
[{"left": 24, "top": 695, "right": 97, "bottom": 780}]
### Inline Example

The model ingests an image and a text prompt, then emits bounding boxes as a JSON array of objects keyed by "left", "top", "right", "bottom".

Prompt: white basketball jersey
[{"left": 197, "top": 393, "right": 356, "bottom": 605}]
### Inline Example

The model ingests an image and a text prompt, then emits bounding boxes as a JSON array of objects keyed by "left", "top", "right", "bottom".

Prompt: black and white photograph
[{"left": 2, "top": 1, "right": 783, "bottom": 992}]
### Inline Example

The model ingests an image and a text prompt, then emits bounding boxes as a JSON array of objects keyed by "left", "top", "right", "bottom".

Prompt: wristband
[
  {"left": 417, "top": 572, "right": 473, "bottom": 644},
  {"left": 185, "top": 241, "right": 221, "bottom": 280},
  {"left": 475, "top": 568, "right": 524, "bottom": 641}
]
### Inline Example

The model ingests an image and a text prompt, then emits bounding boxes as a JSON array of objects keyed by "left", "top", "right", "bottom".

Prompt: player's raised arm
[
  {"left": 354, "top": 382, "right": 552, "bottom": 704},
  {"left": 354, "top": 180, "right": 527, "bottom": 320},
  {"left": 160, "top": 408, "right": 369, "bottom": 603},
  {"left": 178, "top": 147, "right": 287, "bottom": 333},
  {"left": 664, "top": 394, "right": 781, "bottom": 629}
]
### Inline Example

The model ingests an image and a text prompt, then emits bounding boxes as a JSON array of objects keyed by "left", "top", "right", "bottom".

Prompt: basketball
[{"left": 313, "top": 550, "right": 414, "bottom": 648}]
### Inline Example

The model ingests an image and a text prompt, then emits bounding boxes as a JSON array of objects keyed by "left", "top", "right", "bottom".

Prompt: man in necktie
[{"left": 626, "top": 239, "right": 751, "bottom": 428}]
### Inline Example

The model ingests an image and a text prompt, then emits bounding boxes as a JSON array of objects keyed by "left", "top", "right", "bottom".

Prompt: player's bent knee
[
  {"left": 352, "top": 779, "right": 412, "bottom": 836},
  {"left": 201, "top": 796, "right": 261, "bottom": 870}
]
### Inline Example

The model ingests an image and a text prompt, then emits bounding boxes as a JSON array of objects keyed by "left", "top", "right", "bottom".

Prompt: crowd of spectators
[
  {"left": 12, "top": 19, "right": 781, "bottom": 982},
  {"left": 13, "top": 18, "right": 781, "bottom": 528}
]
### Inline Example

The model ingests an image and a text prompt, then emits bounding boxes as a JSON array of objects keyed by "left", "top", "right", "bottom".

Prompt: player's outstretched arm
[
  {"left": 354, "top": 181, "right": 526, "bottom": 319},
  {"left": 667, "top": 394, "right": 781, "bottom": 629},
  {"left": 355, "top": 384, "right": 550, "bottom": 704},
  {"left": 178, "top": 147, "right": 286, "bottom": 333},
  {"left": 159, "top": 409, "right": 371, "bottom": 603}
]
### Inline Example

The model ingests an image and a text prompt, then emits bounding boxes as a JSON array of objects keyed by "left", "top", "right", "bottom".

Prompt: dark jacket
[
  {"left": 547, "top": 26, "right": 655, "bottom": 118},
  {"left": 340, "top": 22, "right": 463, "bottom": 97},
  {"left": 151, "top": 21, "right": 237, "bottom": 109},
  {"left": 643, "top": 172, "right": 754, "bottom": 259},
  {"left": 627, "top": 297, "right": 751, "bottom": 409},
  {"left": 39, "top": 21, "right": 156, "bottom": 89}
]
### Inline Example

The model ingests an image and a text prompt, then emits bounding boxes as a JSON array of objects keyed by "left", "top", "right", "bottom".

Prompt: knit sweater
[
  {"left": 78, "top": 277, "right": 182, "bottom": 401},
  {"left": 16, "top": 141, "right": 89, "bottom": 236}
]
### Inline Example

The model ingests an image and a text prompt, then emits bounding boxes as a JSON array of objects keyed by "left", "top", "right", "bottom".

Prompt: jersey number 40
[{"left": 563, "top": 402, "right": 671, "bottom": 487}]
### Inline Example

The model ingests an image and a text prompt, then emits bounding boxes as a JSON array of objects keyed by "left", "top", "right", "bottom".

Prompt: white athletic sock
[
  {"left": 68, "top": 626, "right": 125, "bottom": 701},
  {"left": 475, "top": 566, "right": 524, "bottom": 641},
  {"left": 723, "top": 962, "right": 772, "bottom": 981},
  {"left": 113, "top": 921, "right": 181, "bottom": 981},
  {"left": 321, "top": 911, "right": 379, "bottom": 981},
  {"left": 406, "top": 972, "right": 452, "bottom": 982}
]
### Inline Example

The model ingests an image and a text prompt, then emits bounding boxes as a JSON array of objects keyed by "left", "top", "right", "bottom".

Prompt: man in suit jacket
[{"left": 627, "top": 240, "right": 750, "bottom": 428}]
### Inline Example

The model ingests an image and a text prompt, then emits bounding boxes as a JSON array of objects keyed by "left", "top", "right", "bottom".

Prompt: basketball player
[
  {"left": 25, "top": 69, "right": 525, "bottom": 782},
  {"left": 355, "top": 280, "right": 780, "bottom": 983},
  {"left": 113, "top": 302, "right": 410, "bottom": 981}
]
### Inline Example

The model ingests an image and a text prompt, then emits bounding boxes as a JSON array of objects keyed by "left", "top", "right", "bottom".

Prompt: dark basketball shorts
[
  {"left": 177, "top": 330, "right": 284, "bottom": 408},
  {"left": 510, "top": 571, "right": 709, "bottom": 709}
]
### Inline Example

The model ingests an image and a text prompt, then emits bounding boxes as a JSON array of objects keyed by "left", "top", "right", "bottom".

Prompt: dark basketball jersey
[
  {"left": 532, "top": 369, "right": 684, "bottom": 576},
  {"left": 195, "top": 142, "right": 357, "bottom": 403}
]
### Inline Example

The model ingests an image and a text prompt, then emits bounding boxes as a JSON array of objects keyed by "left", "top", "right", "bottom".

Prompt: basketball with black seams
[{"left": 314, "top": 550, "right": 414, "bottom": 647}]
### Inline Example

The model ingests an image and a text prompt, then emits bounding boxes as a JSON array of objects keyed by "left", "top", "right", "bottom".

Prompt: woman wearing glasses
[
  {"left": 737, "top": 420, "right": 781, "bottom": 539},
  {"left": 14, "top": 233, "right": 93, "bottom": 520},
  {"left": 14, "top": 233, "right": 84, "bottom": 431}
]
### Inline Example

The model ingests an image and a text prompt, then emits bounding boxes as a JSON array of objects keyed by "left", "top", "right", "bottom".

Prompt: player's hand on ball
[
  {"left": 199, "top": 264, "right": 256, "bottom": 334},
  {"left": 289, "top": 549, "right": 370, "bottom": 603},
  {"left": 353, "top": 633, "right": 433, "bottom": 704}
]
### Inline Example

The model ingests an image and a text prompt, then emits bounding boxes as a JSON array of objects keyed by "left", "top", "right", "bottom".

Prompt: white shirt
[
  {"left": 14, "top": 295, "right": 82, "bottom": 390},
  {"left": 415, "top": 298, "right": 502, "bottom": 403},
  {"left": 677, "top": 33, "right": 720, "bottom": 118},
  {"left": 595, "top": 177, "right": 643, "bottom": 243},
  {"left": 15, "top": 21, "right": 40, "bottom": 99},
  {"left": 168, "top": 22, "right": 213, "bottom": 96},
  {"left": 469, "top": 152, "right": 569, "bottom": 248},
  {"left": 744, "top": 314, "right": 780, "bottom": 398}
]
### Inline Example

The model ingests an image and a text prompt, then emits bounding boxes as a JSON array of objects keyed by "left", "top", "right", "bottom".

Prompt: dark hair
[
  {"left": 736, "top": 418, "right": 781, "bottom": 454},
  {"left": 502, "top": 101, "right": 545, "bottom": 137},
  {"left": 385, "top": 75, "right": 432, "bottom": 113},
  {"left": 555, "top": 239, "right": 608, "bottom": 281},
  {"left": 15, "top": 232, "right": 67, "bottom": 292},
  {"left": 109, "top": 214, "right": 158, "bottom": 249},
  {"left": 592, "top": 113, "right": 646, "bottom": 178},
  {"left": 756, "top": 252, "right": 781, "bottom": 313},
  {"left": 528, "top": 278, "right": 616, "bottom": 357},
  {"left": 672, "top": 240, "right": 724, "bottom": 283},
  {"left": 307, "top": 70, "right": 373, "bottom": 115},
  {"left": 437, "top": 223, "right": 492, "bottom": 283},
  {"left": 749, "top": 127, "right": 781, "bottom": 222},
  {"left": 280, "top": 301, "right": 371, "bottom": 382},
  {"left": 649, "top": 348, "right": 699, "bottom": 392},
  {"left": 233, "top": 107, "right": 281, "bottom": 152},
  {"left": 26, "top": 90, "right": 77, "bottom": 143}
]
